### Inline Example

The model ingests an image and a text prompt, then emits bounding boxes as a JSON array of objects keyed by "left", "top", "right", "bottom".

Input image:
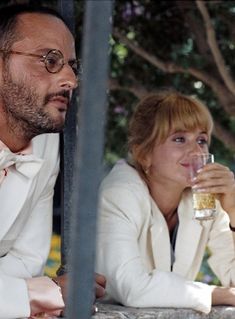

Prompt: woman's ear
[
  {"left": 132, "top": 145, "right": 151, "bottom": 171},
  {"left": 141, "top": 155, "right": 151, "bottom": 173}
]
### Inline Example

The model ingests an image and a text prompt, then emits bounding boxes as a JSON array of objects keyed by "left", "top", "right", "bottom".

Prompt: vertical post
[
  {"left": 67, "top": 1, "right": 113, "bottom": 318},
  {"left": 57, "top": 0, "right": 75, "bottom": 34},
  {"left": 57, "top": 0, "right": 77, "bottom": 275}
]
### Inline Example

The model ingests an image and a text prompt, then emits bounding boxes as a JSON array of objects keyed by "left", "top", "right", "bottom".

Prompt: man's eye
[
  {"left": 70, "top": 63, "right": 78, "bottom": 76},
  {"left": 69, "top": 60, "right": 81, "bottom": 77},
  {"left": 46, "top": 57, "right": 57, "bottom": 66}
]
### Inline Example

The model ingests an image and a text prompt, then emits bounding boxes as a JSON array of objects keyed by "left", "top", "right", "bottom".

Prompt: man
[{"left": 0, "top": 4, "right": 105, "bottom": 318}]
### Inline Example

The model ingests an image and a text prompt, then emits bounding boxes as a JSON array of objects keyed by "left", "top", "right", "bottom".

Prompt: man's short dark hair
[{"left": 0, "top": 4, "right": 67, "bottom": 50}]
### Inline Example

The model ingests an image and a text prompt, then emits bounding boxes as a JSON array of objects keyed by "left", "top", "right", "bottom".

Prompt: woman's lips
[{"left": 180, "top": 163, "right": 190, "bottom": 168}]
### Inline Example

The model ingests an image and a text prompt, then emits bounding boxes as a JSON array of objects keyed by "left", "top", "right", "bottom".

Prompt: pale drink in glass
[{"left": 190, "top": 153, "right": 216, "bottom": 220}]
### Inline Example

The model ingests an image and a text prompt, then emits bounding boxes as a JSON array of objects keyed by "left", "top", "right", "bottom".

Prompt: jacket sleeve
[
  {"left": 0, "top": 134, "right": 59, "bottom": 318},
  {"left": 0, "top": 274, "right": 30, "bottom": 318},
  {"left": 0, "top": 134, "right": 59, "bottom": 278},
  {"left": 207, "top": 204, "right": 235, "bottom": 286},
  {"left": 96, "top": 184, "right": 213, "bottom": 314}
]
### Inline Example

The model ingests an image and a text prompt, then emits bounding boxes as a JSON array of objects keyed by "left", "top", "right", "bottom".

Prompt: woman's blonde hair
[{"left": 128, "top": 90, "right": 214, "bottom": 179}]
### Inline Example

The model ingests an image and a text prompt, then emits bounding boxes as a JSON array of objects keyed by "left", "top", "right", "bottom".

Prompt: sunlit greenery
[{"left": 44, "top": 234, "right": 61, "bottom": 277}]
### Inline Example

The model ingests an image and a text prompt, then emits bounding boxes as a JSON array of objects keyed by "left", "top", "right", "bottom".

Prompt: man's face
[{"left": 0, "top": 12, "right": 77, "bottom": 139}]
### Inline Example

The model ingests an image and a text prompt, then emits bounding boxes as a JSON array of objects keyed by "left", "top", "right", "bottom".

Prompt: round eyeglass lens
[{"left": 45, "top": 50, "right": 64, "bottom": 73}]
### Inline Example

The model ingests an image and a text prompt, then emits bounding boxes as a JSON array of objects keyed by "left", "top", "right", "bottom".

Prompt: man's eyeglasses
[{"left": 0, "top": 49, "right": 81, "bottom": 77}]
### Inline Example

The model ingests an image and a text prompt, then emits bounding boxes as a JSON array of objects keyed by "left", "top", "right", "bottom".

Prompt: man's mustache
[{"left": 44, "top": 90, "right": 70, "bottom": 105}]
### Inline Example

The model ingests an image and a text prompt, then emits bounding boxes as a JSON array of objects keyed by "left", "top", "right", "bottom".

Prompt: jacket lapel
[
  {"left": 173, "top": 191, "right": 203, "bottom": 277},
  {"left": 150, "top": 198, "right": 171, "bottom": 271},
  {"left": 149, "top": 190, "right": 203, "bottom": 276},
  {"left": 0, "top": 168, "right": 36, "bottom": 240}
]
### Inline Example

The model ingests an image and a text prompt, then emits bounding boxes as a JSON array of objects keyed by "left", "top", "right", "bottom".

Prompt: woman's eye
[
  {"left": 174, "top": 137, "right": 185, "bottom": 143},
  {"left": 198, "top": 138, "right": 208, "bottom": 145}
]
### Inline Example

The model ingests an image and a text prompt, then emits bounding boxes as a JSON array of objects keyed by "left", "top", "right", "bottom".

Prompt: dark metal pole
[
  {"left": 57, "top": 0, "right": 77, "bottom": 275},
  {"left": 57, "top": 0, "right": 75, "bottom": 34},
  {"left": 67, "top": 1, "right": 113, "bottom": 318}
]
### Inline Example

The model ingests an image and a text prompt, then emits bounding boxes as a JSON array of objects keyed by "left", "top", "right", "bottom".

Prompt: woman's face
[{"left": 145, "top": 128, "right": 209, "bottom": 188}]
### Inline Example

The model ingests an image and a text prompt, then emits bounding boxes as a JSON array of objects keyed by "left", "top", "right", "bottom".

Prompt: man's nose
[{"left": 57, "top": 64, "right": 78, "bottom": 90}]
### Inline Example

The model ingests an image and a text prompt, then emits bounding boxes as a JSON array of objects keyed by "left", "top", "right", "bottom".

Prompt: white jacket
[
  {"left": 0, "top": 133, "right": 59, "bottom": 318},
  {"left": 96, "top": 161, "right": 235, "bottom": 313}
]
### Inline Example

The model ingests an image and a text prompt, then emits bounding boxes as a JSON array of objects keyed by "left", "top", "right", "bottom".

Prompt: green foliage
[
  {"left": 105, "top": 0, "right": 235, "bottom": 169},
  {"left": 196, "top": 247, "right": 221, "bottom": 286},
  {"left": 211, "top": 137, "right": 235, "bottom": 168},
  {"left": 105, "top": 91, "right": 136, "bottom": 165}
]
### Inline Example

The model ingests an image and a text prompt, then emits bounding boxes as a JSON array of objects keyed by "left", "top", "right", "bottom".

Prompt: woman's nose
[{"left": 188, "top": 143, "right": 203, "bottom": 156}]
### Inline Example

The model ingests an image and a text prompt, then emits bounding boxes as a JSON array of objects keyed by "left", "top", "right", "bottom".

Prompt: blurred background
[{"left": 2, "top": 0, "right": 235, "bottom": 286}]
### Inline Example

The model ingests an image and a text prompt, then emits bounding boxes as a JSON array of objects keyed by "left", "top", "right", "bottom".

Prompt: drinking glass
[{"left": 190, "top": 153, "right": 216, "bottom": 220}]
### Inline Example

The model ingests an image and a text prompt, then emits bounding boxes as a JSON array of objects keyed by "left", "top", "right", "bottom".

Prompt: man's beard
[{"left": 0, "top": 68, "right": 66, "bottom": 140}]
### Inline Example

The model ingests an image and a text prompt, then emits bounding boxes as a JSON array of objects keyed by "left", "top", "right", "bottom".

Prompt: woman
[{"left": 96, "top": 90, "right": 235, "bottom": 314}]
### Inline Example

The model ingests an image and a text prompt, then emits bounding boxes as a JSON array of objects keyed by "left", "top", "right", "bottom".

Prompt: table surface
[
  {"left": 57, "top": 303, "right": 235, "bottom": 319},
  {"left": 91, "top": 303, "right": 235, "bottom": 319}
]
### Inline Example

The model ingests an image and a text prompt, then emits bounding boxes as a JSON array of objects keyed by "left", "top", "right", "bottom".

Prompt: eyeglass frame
[{"left": 0, "top": 48, "right": 81, "bottom": 77}]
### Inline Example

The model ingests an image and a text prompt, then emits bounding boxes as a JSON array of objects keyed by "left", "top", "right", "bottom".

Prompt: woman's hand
[
  {"left": 95, "top": 273, "right": 106, "bottom": 299},
  {"left": 192, "top": 162, "right": 235, "bottom": 216},
  {"left": 54, "top": 273, "right": 106, "bottom": 317},
  {"left": 212, "top": 286, "right": 235, "bottom": 306}
]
